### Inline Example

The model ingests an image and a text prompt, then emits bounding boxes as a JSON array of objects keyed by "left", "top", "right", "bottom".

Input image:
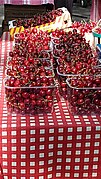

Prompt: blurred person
[
  {"left": 90, "top": 0, "right": 101, "bottom": 21},
  {"left": 54, "top": 0, "right": 73, "bottom": 17}
]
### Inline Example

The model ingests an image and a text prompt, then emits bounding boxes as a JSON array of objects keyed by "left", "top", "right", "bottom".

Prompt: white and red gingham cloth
[
  {"left": 0, "top": 0, "right": 54, "bottom": 5},
  {"left": 0, "top": 32, "right": 101, "bottom": 179}
]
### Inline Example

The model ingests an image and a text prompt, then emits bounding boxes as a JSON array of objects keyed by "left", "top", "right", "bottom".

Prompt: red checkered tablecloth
[
  {"left": 0, "top": 32, "right": 101, "bottom": 179},
  {"left": 0, "top": 0, "right": 54, "bottom": 5}
]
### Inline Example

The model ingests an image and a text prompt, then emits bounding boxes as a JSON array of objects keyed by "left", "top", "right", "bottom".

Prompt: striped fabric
[
  {"left": 90, "top": 0, "right": 101, "bottom": 21},
  {"left": 0, "top": 0, "right": 54, "bottom": 5}
]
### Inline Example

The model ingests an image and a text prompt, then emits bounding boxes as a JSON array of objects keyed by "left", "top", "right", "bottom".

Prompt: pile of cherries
[
  {"left": 5, "top": 26, "right": 101, "bottom": 115},
  {"left": 5, "top": 86, "right": 55, "bottom": 115},
  {"left": 67, "top": 76, "right": 101, "bottom": 114},
  {"left": 53, "top": 29, "right": 100, "bottom": 99},
  {"left": 93, "top": 27, "right": 101, "bottom": 35},
  {"left": 5, "top": 28, "right": 55, "bottom": 115},
  {"left": 72, "top": 20, "right": 96, "bottom": 36},
  {"left": 14, "top": 28, "right": 52, "bottom": 55},
  {"left": 7, "top": 56, "right": 51, "bottom": 69},
  {"left": 13, "top": 9, "right": 63, "bottom": 28}
]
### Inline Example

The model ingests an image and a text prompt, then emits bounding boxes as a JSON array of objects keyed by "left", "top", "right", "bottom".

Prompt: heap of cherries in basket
[
  {"left": 67, "top": 75, "right": 101, "bottom": 114},
  {"left": 13, "top": 9, "right": 63, "bottom": 28},
  {"left": 52, "top": 28, "right": 100, "bottom": 95},
  {"left": 5, "top": 27, "right": 101, "bottom": 115},
  {"left": 5, "top": 28, "right": 56, "bottom": 114}
]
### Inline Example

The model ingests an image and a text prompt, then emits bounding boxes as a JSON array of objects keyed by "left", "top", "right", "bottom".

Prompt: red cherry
[{"left": 22, "top": 92, "right": 29, "bottom": 98}]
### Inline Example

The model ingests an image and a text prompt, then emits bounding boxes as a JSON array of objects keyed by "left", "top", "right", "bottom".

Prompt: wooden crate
[
  {"left": 4, "top": 4, "right": 47, "bottom": 21},
  {"left": 2, "top": 4, "right": 51, "bottom": 32}
]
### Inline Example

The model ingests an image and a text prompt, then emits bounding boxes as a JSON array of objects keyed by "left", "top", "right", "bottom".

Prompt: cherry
[
  {"left": 39, "top": 89, "right": 46, "bottom": 96},
  {"left": 14, "top": 79, "right": 20, "bottom": 87},
  {"left": 19, "top": 102, "right": 25, "bottom": 109},
  {"left": 61, "top": 82, "right": 66, "bottom": 88},
  {"left": 48, "top": 102, "right": 53, "bottom": 108},
  {"left": 31, "top": 99, "right": 36, "bottom": 106},
  {"left": 22, "top": 92, "right": 29, "bottom": 98},
  {"left": 30, "top": 94, "right": 36, "bottom": 99},
  {"left": 46, "top": 95, "right": 53, "bottom": 100},
  {"left": 9, "top": 51, "right": 14, "bottom": 57},
  {"left": 24, "top": 98, "right": 30, "bottom": 104}
]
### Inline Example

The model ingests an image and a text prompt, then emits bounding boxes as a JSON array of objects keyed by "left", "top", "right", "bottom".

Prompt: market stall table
[{"left": 0, "top": 32, "right": 101, "bottom": 179}]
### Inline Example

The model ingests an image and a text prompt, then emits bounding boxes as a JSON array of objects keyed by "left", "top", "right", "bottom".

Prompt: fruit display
[
  {"left": 51, "top": 29, "right": 67, "bottom": 39},
  {"left": 4, "top": 25, "right": 101, "bottom": 115},
  {"left": 12, "top": 9, "right": 63, "bottom": 28},
  {"left": 6, "top": 66, "right": 54, "bottom": 79},
  {"left": 7, "top": 56, "right": 52, "bottom": 68},
  {"left": 53, "top": 29, "right": 100, "bottom": 99},
  {"left": 13, "top": 28, "right": 52, "bottom": 54},
  {"left": 57, "top": 65, "right": 101, "bottom": 100},
  {"left": 92, "top": 27, "right": 101, "bottom": 39},
  {"left": 50, "top": 29, "right": 66, "bottom": 69},
  {"left": 72, "top": 20, "right": 96, "bottom": 35},
  {"left": 93, "top": 27, "right": 101, "bottom": 34},
  {"left": 5, "top": 77, "right": 56, "bottom": 115},
  {"left": 66, "top": 75, "right": 101, "bottom": 114},
  {"left": 4, "top": 27, "right": 56, "bottom": 114},
  {"left": 9, "top": 7, "right": 73, "bottom": 41},
  {"left": 54, "top": 30, "right": 98, "bottom": 71},
  {"left": 5, "top": 63, "right": 56, "bottom": 114}
]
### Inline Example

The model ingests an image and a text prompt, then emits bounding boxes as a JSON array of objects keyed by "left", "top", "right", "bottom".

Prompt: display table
[{"left": 0, "top": 32, "right": 101, "bottom": 179}]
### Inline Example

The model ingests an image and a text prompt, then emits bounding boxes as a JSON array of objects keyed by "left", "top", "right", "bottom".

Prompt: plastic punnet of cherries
[
  {"left": 5, "top": 26, "right": 101, "bottom": 115},
  {"left": 5, "top": 28, "right": 56, "bottom": 115},
  {"left": 52, "top": 28, "right": 100, "bottom": 94},
  {"left": 66, "top": 75, "right": 101, "bottom": 115}
]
